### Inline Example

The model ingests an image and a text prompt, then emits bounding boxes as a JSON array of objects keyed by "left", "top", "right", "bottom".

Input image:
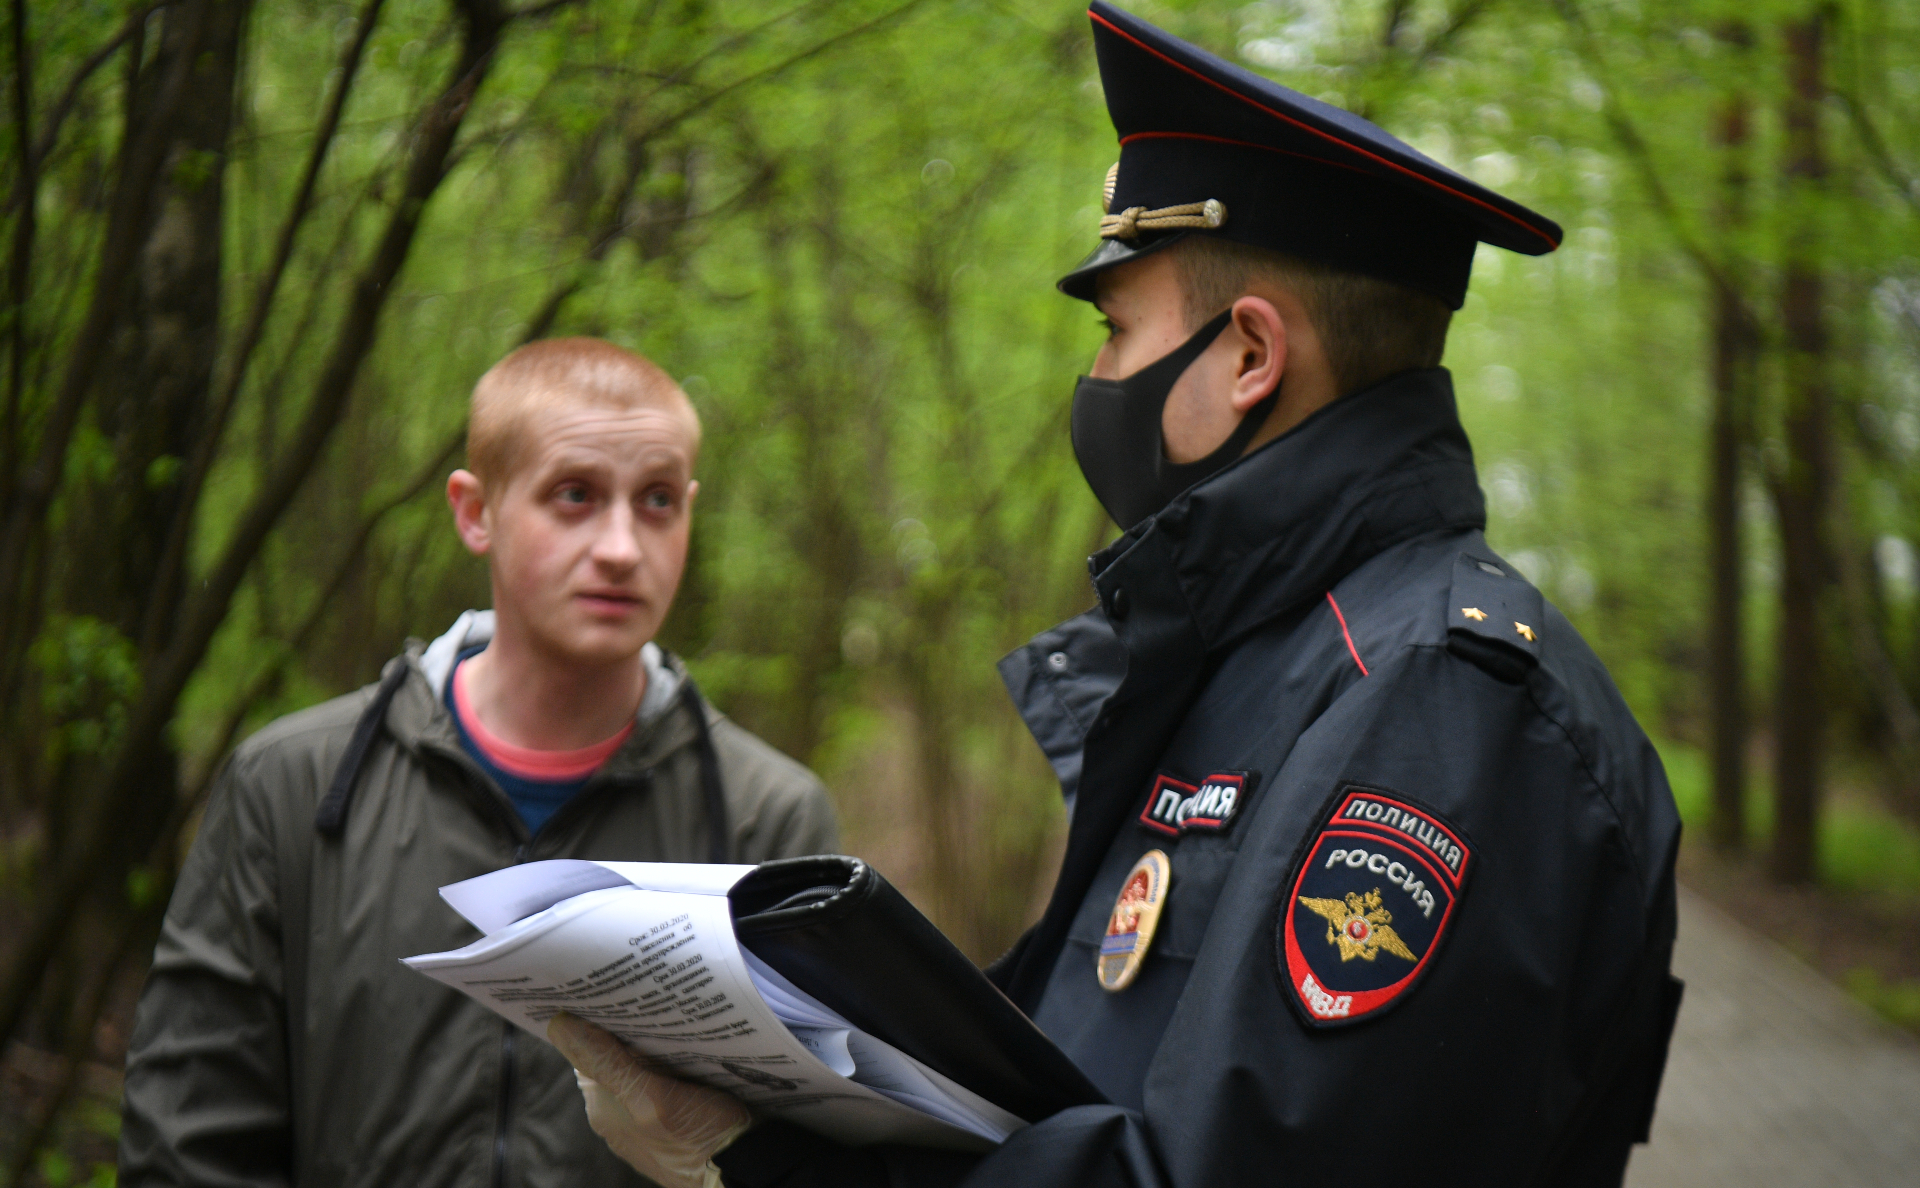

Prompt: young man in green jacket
[{"left": 118, "top": 338, "right": 838, "bottom": 1188}]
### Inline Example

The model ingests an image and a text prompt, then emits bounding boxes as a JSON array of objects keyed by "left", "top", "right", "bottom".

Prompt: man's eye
[
  {"left": 1099, "top": 317, "right": 1119, "bottom": 339},
  {"left": 644, "top": 489, "right": 675, "bottom": 511},
  {"left": 558, "top": 486, "right": 589, "bottom": 505}
]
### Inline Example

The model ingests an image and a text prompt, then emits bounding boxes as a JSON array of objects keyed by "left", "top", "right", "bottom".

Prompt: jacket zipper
[
  {"left": 491, "top": 840, "right": 528, "bottom": 1188},
  {"left": 493, "top": 1019, "right": 517, "bottom": 1188},
  {"left": 431, "top": 738, "right": 659, "bottom": 1187}
]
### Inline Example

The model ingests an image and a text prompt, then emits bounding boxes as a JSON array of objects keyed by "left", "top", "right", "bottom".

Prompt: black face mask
[{"left": 1071, "top": 309, "right": 1279, "bottom": 532}]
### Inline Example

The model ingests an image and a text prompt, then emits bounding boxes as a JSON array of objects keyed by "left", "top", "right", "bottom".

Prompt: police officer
[{"left": 558, "top": 5, "right": 1683, "bottom": 1186}]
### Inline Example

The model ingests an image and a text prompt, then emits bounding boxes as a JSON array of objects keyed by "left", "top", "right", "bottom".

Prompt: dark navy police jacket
[{"left": 718, "top": 368, "right": 1683, "bottom": 1188}]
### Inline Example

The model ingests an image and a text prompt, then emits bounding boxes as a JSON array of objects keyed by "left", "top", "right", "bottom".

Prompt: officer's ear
[
  {"left": 447, "top": 469, "right": 493, "bottom": 557},
  {"left": 1227, "top": 295, "right": 1287, "bottom": 413}
]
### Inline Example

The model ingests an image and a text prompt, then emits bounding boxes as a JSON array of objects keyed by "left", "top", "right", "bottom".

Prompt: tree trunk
[
  {"left": 1708, "top": 22, "right": 1756, "bottom": 851},
  {"left": 1770, "top": 7, "right": 1833, "bottom": 885},
  {"left": 0, "top": 0, "right": 212, "bottom": 673},
  {"left": 64, "top": 0, "right": 252, "bottom": 866},
  {"left": 5, "top": 0, "right": 33, "bottom": 502}
]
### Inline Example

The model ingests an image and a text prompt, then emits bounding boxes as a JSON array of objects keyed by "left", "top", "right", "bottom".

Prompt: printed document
[{"left": 404, "top": 860, "right": 1023, "bottom": 1150}]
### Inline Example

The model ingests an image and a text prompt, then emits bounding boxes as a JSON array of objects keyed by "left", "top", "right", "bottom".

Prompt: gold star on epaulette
[
  {"left": 1461, "top": 607, "right": 1487, "bottom": 621},
  {"left": 1514, "top": 622, "right": 1536, "bottom": 642}
]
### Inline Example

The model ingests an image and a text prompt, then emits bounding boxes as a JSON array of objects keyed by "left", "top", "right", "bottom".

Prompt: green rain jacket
[{"left": 118, "top": 612, "right": 839, "bottom": 1188}]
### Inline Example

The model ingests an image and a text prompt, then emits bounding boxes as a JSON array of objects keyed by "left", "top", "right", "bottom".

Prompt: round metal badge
[{"left": 1097, "top": 849, "right": 1171, "bottom": 992}]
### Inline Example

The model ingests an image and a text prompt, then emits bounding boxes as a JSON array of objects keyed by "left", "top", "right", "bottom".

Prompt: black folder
[{"left": 728, "top": 855, "right": 1106, "bottom": 1124}]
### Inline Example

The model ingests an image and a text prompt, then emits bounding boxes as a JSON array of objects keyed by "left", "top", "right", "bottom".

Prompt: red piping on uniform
[
  {"left": 1118, "top": 131, "right": 1375, "bottom": 179},
  {"left": 1088, "top": 10, "right": 1562, "bottom": 253},
  {"left": 1326, "top": 591, "right": 1367, "bottom": 676}
]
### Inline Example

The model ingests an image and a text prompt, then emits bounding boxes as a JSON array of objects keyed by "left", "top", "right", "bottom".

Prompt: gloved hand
[{"left": 548, "top": 1013, "right": 754, "bottom": 1188}]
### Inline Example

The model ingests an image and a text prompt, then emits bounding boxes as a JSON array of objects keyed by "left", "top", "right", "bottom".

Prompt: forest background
[{"left": 4, "top": 0, "right": 1920, "bottom": 1183}]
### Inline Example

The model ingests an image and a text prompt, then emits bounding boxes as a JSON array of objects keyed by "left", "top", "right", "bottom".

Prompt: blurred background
[{"left": 2, "top": 0, "right": 1919, "bottom": 1183}]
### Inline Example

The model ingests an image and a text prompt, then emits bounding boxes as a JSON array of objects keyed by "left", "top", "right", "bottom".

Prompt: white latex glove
[{"left": 548, "top": 1013, "right": 754, "bottom": 1188}]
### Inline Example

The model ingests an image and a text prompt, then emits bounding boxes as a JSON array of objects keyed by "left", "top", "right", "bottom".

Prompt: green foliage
[
  {"left": 29, "top": 616, "right": 141, "bottom": 764},
  {"left": 1820, "top": 791, "right": 1920, "bottom": 898},
  {"left": 144, "top": 455, "right": 182, "bottom": 492},
  {"left": 31, "top": 1151, "right": 116, "bottom": 1188},
  {"left": 1845, "top": 966, "right": 1920, "bottom": 1032},
  {"left": 35, "top": 1151, "right": 73, "bottom": 1188},
  {"left": 1662, "top": 735, "right": 1920, "bottom": 896},
  {"left": 125, "top": 864, "right": 161, "bottom": 911}
]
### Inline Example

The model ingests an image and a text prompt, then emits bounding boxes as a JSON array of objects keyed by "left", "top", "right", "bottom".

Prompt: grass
[
  {"left": 1844, "top": 967, "right": 1920, "bottom": 1033},
  {"left": 1656, "top": 736, "right": 1920, "bottom": 1032},
  {"left": 1655, "top": 738, "right": 1920, "bottom": 899}
]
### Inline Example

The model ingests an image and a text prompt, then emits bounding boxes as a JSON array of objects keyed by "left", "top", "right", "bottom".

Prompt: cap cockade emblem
[{"left": 1102, "top": 161, "right": 1119, "bottom": 214}]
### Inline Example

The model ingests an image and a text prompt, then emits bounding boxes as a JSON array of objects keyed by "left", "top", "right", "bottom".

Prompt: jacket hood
[{"left": 417, "top": 609, "right": 682, "bottom": 727}]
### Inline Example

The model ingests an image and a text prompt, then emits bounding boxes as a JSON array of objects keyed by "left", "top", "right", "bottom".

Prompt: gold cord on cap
[{"left": 1099, "top": 198, "right": 1228, "bottom": 241}]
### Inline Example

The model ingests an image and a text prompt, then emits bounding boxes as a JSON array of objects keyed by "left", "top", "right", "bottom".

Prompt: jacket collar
[
  {"left": 388, "top": 613, "right": 697, "bottom": 781},
  {"left": 1089, "top": 367, "right": 1485, "bottom": 659}
]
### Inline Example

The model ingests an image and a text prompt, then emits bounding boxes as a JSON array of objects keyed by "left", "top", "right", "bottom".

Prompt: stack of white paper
[{"left": 403, "top": 860, "right": 1024, "bottom": 1151}]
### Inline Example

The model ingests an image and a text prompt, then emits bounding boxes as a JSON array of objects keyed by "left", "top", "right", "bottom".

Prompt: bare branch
[
  {"left": 187, "top": 424, "right": 467, "bottom": 793},
  {"left": 1550, "top": 0, "right": 1763, "bottom": 330},
  {"left": 1831, "top": 87, "right": 1920, "bottom": 217},
  {"left": 1837, "top": 528, "right": 1920, "bottom": 825},
  {"left": 0, "top": 915, "right": 146, "bottom": 1188},
  {"left": 3, "top": 0, "right": 181, "bottom": 214},
  {"left": 6, "top": 0, "right": 34, "bottom": 502},
  {"left": 634, "top": 0, "right": 838, "bottom": 106},
  {"left": 506, "top": 0, "right": 586, "bottom": 20},
  {"left": 1419, "top": 0, "right": 1496, "bottom": 65},
  {"left": 634, "top": 0, "right": 925, "bottom": 149},
  {"left": 1380, "top": 0, "right": 1416, "bottom": 50}
]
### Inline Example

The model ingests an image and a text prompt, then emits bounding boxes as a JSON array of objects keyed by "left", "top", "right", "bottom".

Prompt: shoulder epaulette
[{"left": 1445, "top": 553, "right": 1543, "bottom": 683}]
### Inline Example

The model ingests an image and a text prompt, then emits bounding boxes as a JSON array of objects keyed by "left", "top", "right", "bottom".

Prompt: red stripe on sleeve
[{"left": 1326, "top": 591, "right": 1368, "bottom": 677}]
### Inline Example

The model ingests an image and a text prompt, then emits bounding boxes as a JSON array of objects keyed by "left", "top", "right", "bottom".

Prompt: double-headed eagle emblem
[{"left": 1299, "top": 888, "right": 1416, "bottom": 963}]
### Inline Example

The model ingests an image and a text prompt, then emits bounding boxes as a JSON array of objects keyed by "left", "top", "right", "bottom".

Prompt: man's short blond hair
[
  {"left": 467, "top": 338, "right": 698, "bottom": 487},
  {"left": 1170, "top": 237, "right": 1453, "bottom": 396}
]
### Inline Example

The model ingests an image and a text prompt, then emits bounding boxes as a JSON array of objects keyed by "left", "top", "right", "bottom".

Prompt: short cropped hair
[
  {"left": 1170, "top": 237, "right": 1452, "bottom": 395},
  {"left": 467, "top": 338, "right": 698, "bottom": 487}
]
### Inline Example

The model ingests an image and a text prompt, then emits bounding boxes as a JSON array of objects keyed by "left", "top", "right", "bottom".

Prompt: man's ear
[
  {"left": 447, "top": 469, "right": 492, "bottom": 556},
  {"left": 1228, "top": 295, "right": 1287, "bottom": 413}
]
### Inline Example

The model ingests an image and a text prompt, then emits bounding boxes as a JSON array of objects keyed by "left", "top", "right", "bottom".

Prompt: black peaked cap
[{"left": 1060, "top": 2, "right": 1562, "bottom": 310}]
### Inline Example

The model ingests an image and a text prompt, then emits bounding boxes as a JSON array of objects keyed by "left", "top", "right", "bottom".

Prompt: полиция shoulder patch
[{"left": 1278, "top": 786, "right": 1472, "bottom": 1026}]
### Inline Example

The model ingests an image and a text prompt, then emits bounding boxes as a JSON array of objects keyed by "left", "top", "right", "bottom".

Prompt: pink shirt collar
[{"left": 452, "top": 660, "right": 634, "bottom": 781}]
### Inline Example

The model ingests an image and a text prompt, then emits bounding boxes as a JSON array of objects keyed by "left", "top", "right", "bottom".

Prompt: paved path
[{"left": 1626, "top": 887, "right": 1920, "bottom": 1187}]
